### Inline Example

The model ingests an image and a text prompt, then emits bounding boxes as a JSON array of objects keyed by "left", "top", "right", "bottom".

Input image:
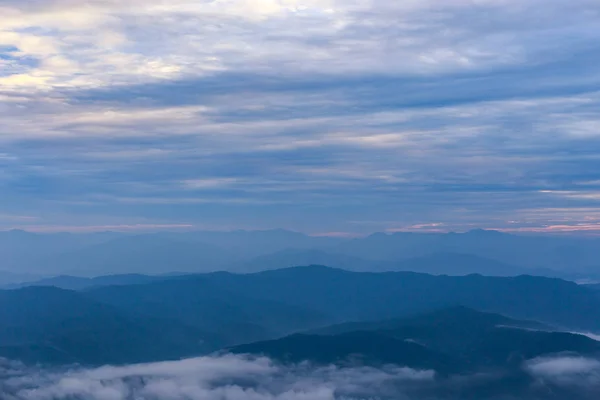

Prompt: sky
[{"left": 1, "top": 0, "right": 600, "bottom": 235}]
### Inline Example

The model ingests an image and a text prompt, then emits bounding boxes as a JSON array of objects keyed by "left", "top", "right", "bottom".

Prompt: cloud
[
  {"left": 1, "top": 0, "right": 600, "bottom": 232},
  {"left": 0, "top": 355, "right": 435, "bottom": 400},
  {"left": 10, "top": 346, "right": 600, "bottom": 400},
  {"left": 0, "top": 0, "right": 546, "bottom": 92},
  {"left": 6, "top": 353, "right": 600, "bottom": 399},
  {"left": 525, "top": 356, "right": 600, "bottom": 388},
  {"left": 570, "top": 332, "right": 600, "bottom": 342}
]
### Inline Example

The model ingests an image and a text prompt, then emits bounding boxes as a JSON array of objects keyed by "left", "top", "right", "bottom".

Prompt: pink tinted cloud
[{"left": 497, "top": 224, "right": 600, "bottom": 235}]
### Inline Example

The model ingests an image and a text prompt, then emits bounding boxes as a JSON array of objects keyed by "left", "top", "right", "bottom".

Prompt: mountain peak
[
  {"left": 464, "top": 229, "right": 506, "bottom": 236},
  {"left": 254, "top": 264, "right": 347, "bottom": 277},
  {"left": 2, "top": 229, "right": 36, "bottom": 236}
]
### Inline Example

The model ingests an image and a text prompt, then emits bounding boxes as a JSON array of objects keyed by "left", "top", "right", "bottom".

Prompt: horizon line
[{"left": 2, "top": 226, "right": 600, "bottom": 237}]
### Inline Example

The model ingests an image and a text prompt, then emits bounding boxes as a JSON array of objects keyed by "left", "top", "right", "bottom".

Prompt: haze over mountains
[
  {"left": 5, "top": 229, "right": 600, "bottom": 399},
  {"left": 3, "top": 229, "right": 600, "bottom": 285},
  {"left": 4, "top": 266, "right": 600, "bottom": 399},
  {"left": 4, "top": 229, "right": 600, "bottom": 399}
]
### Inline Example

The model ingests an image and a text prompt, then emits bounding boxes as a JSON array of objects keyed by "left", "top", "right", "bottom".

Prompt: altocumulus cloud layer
[
  {"left": 3, "top": 354, "right": 600, "bottom": 400},
  {"left": 2, "top": 0, "right": 600, "bottom": 234}
]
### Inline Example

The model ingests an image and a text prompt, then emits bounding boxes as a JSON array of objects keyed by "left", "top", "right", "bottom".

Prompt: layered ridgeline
[
  {"left": 0, "top": 277, "right": 330, "bottom": 365},
  {"left": 2, "top": 266, "right": 600, "bottom": 366},
  {"left": 4, "top": 229, "right": 600, "bottom": 281}
]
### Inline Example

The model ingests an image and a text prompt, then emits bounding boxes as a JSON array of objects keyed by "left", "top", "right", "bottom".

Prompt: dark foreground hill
[
  {"left": 0, "top": 276, "right": 330, "bottom": 365},
  {"left": 0, "top": 286, "right": 214, "bottom": 365},
  {"left": 234, "top": 331, "right": 461, "bottom": 372},
  {"left": 231, "top": 307, "right": 600, "bottom": 373}
]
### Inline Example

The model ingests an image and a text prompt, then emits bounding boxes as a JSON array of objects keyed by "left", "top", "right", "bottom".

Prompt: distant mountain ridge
[
  {"left": 332, "top": 229, "right": 600, "bottom": 271},
  {"left": 3, "top": 228, "right": 600, "bottom": 280},
  {"left": 4, "top": 274, "right": 162, "bottom": 290},
  {"left": 233, "top": 249, "right": 540, "bottom": 276},
  {"left": 4, "top": 251, "right": 578, "bottom": 291}
]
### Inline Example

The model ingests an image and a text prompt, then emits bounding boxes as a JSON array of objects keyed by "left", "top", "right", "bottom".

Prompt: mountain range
[
  {"left": 3, "top": 266, "right": 600, "bottom": 366},
  {"left": 4, "top": 228, "right": 600, "bottom": 284}
]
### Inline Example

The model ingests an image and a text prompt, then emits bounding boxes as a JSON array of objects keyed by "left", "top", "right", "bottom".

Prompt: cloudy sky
[{"left": 1, "top": 0, "right": 600, "bottom": 235}]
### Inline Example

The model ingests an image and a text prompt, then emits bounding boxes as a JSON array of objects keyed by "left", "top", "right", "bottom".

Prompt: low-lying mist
[{"left": 2, "top": 353, "right": 600, "bottom": 400}]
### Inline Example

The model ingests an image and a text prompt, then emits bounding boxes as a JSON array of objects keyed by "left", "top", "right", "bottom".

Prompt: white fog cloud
[
  {"left": 0, "top": 355, "right": 434, "bottom": 400},
  {"left": 6, "top": 353, "right": 600, "bottom": 399},
  {"left": 525, "top": 355, "right": 600, "bottom": 387}
]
